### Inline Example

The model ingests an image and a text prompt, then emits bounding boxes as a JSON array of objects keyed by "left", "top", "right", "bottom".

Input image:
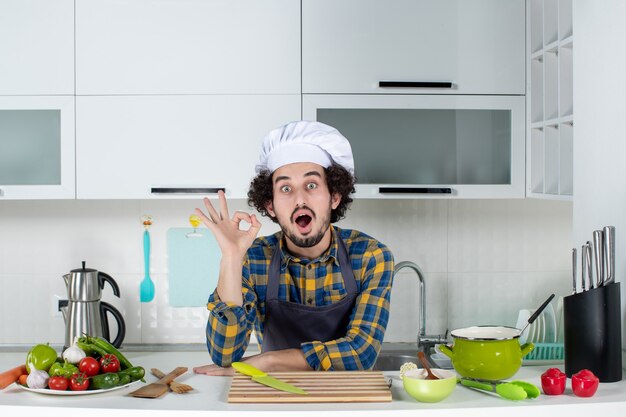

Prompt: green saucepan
[{"left": 438, "top": 326, "right": 534, "bottom": 381}]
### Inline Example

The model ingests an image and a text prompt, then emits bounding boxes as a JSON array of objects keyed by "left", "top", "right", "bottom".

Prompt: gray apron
[{"left": 262, "top": 236, "right": 358, "bottom": 352}]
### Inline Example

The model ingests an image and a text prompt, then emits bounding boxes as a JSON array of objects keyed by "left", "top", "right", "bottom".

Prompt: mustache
[{"left": 290, "top": 205, "right": 316, "bottom": 222}]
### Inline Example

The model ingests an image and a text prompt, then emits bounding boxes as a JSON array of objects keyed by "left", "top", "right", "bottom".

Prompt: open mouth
[{"left": 293, "top": 211, "right": 314, "bottom": 233}]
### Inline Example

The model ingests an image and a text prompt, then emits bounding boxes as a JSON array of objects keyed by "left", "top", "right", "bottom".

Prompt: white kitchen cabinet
[
  {"left": 0, "top": 0, "right": 74, "bottom": 95},
  {"left": 76, "top": 95, "right": 301, "bottom": 199},
  {"left": 0, "top": 96, "right": 75, "bottom": 199},
  {"left": 304, "top": 94, "right": 526, "bottom": 199},
  {"left": 302, "top": 0, "right": 525, "bottom": 95},
  {"left": 527, "top": 0, "right": 573, "bottom": 200},
  {"left": 75, "top": 0, "right": 300, "bottom": 95}
]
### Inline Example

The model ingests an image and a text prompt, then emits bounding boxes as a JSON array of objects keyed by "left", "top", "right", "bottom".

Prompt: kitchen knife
[
  {"left": 585, "top": 241, "right": 594, "bottom": 289},
  {"left": 592, "top": 230, "right": 604, "bottom": 288},
  {"left": 572, "top": 248, "right": 577, "bottom": 294},
  {"left": 580, "top": 243, "right": 586, "bottom": 290},
  {"left": 603, "top": 226, "right": 616, "bottom": 285},
  {"left": 231, "top": 362, "right": 308, "bottom": 395}
]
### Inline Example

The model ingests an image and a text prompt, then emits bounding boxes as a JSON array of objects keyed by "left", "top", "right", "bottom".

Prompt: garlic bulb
[
  {"left": 62, "top": 337, "right": 86, "bottom": 364},
  {"left": 26, "top": 362, "right": 49, "bottom": 389}
]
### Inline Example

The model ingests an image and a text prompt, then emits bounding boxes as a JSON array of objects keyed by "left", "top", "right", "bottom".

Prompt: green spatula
[{"left": 460, "top": 378, "right": 540, "bottom": 401}]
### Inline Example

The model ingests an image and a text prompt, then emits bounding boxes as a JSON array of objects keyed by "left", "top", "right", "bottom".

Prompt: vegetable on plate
[
  {"left": 99, "top": 354, "right": 121, "bottom": 373},
  {"left": 78, "top": 357, "right": 100, "bottom": 377},
  {"left": 69, "top": 372, "right": 90, "bottom": 391},
  {"left": 25, "top": 344, "right": 58, "bottom": 373},
  {"left": 0, "top": 364, "right": 28, "bottom": 390},
  {"left": 48, "top": 376, "right": 69, "bottom": 391}
]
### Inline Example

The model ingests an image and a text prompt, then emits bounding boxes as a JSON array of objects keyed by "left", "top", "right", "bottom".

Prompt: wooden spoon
[{"left": 418, "top": 351, "right": 439, "bottom": 380}]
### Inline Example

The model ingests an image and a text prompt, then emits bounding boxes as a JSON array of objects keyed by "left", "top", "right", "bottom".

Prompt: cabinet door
[
  {"left": 76, "top": 95, "right": 301, "bottom": 199},
  {"left": 0, "top": 96, "right": 75, "bottom": 199},
  {"left": 0, "top": 0, "right": 74, "bottom": 95},
  {"left": 303, "top": 94, "right": 525, "bottom": 199},
  {"left": 303, "top": 0, "right": 525, "bottom": 95},
  {"left": 76, "top": 0, "right": 300, "bottom": 95}
]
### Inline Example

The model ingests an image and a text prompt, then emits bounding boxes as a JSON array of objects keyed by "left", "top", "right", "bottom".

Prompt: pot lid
[{"left": 451, "top": 326, "right": 520, "bottom": 340}]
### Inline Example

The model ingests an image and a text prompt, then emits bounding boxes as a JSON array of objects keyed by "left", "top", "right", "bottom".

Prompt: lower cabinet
[{"left": 75, "top": 95, "right": 301, "bottom": 199}]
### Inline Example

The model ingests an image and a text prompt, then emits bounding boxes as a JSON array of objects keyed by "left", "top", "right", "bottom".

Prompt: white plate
[
  {"left": 515, "top": 309, "right": 532, "bottom": 344},
  {"left": 543, "top": 301, "right": 557, "bottom": 343},
  {"left": 16, "top": 379, "right": 141, "bottom": 396}
]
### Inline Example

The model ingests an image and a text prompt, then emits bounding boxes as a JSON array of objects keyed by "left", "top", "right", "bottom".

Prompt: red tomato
[
  {"left": 572, "top": 369, "right": 599, "bottom": 397},
  {"left": 48, "top": 376, "right": 69, "bottom": 391},
  {"left": 99, "top": 354, "right": 120, "bottom": 373},
  {"left": 69, "top": 372, "right": 90, "bottom": 391},
  {"left": 78, "top": 357, "right": 100, "bottom": 377},
  {"left": 541, "top": 367, "right": 566, "bottom": 395}
]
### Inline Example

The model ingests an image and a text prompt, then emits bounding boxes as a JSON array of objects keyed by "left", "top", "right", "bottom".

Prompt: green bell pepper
[
  {"left": 25, "top": 344, "right": 58, "bottom": 373},
  {"left": 48, "top": 361, "right": 79, "bottom": 378}
]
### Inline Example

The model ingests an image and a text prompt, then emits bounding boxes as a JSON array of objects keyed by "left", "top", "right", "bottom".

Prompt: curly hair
[{"left": 247, "top": 164, "right": 356, "bottom": 224}]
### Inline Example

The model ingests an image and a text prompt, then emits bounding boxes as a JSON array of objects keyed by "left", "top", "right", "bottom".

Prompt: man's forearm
[
  {"left": 216, "top": 255, "right": 245, "bottom": 306},
  {"left": 248, "top": 348, "right": 312, "bottom": 372}
]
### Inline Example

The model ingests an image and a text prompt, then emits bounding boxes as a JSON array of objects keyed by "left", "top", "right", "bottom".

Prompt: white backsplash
[{"left": 0, "top": 198, "right": 572, "bottom": 346}]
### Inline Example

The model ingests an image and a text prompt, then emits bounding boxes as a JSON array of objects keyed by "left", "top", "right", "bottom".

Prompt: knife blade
[
  {"left": 572, "top": 248, "right": 577, "bottom": 294},
  {"left": 585, "top": 241, "right": 594, "bottom": 289},
  {"left": 581, "top": 244, "right": 589, "bottom": 291},
  {"left": 592, "top": 230, "right": 604, "bottom": 288},
  {"left": 603, "top": 226, "right": 616, "bottom": 285},
  {"left": 231, "top": 362, "right": 308, "bottom": 395}
]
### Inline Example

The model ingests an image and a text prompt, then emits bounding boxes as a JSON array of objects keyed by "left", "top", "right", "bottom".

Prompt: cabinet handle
[
  {"left": 150, "top": 187, "right": 226, "bottom": 194},
  {"left": 378, "top": 187, "right": 452, "bottom": 194},
  {"left": 378, "top": 81, "right": 453, "bottom": 89}
]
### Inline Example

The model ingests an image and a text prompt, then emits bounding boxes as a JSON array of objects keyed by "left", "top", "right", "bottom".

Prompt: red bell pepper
[
  {"left": 572, "top": 369, "right": 599, "bottom": 397},
  {"left": 541, "top": 367, "right": 567, "bottom": 395}
]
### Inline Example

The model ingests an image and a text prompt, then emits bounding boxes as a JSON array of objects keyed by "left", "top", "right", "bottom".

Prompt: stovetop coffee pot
[{"left": 58, "top": 261, "right": 126, "bottom": 349}]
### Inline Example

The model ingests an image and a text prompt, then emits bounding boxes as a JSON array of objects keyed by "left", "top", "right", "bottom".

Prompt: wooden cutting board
[{"left": 228, "top": 371, "right": 392, "bottom": 403}]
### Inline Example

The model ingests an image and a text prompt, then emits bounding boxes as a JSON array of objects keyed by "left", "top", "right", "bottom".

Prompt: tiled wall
[{"left": 0, "top": 198, "right": 572, "bottom": 346}]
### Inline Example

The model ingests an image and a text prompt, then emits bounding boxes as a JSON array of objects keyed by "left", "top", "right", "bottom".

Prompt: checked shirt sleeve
[
  {"left": 301, "top": 243, "right": 395, "bottom": 371},
  {"left": 205, "top": 260, "right": 257, "bottom": 367}
]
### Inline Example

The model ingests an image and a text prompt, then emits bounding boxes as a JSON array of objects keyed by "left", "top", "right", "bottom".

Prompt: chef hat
[{"left": 255, "top": 120, "right": 354, "bottom": 175}]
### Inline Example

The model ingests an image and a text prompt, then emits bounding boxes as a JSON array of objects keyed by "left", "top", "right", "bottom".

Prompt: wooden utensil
[
  {"left": 151, "top": 368, "right": 193, "bottom": 394},
  {"left": 128, "top": 367, "right": 187, "bottom": 398},
  {"left": 418, "top": 351, "right": 439, "bottom": 380}
]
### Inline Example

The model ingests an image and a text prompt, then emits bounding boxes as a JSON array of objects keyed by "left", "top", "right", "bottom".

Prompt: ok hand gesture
[{"left": 194, "top": 190, "right": 262, "bottom": 259}]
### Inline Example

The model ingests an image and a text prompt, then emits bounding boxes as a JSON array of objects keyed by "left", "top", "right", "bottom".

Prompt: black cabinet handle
[
  {"left": 379, "top": 81, "right": 453, "bottom": 89},
  {"left": 151, "top": 187, "right": 225, "bottom": 194},
  {"left": 379, "top": 187, "right": 452, "bottom": 194}
]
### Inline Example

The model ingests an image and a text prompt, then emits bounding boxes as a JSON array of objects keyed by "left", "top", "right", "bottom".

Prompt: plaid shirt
[{"left": 205, "top": 226, "right": 394, "bottom": 371}]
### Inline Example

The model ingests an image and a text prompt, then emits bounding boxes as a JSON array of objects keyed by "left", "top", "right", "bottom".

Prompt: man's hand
[
  {"left": 195, "top": 190, "right": 262, "bottom": 259},
  {"left": 195, "top": 190, "right": 262, "bottom": 305},
  {"left": 192, "top": 349, "right": 312, "bottom": 375}
]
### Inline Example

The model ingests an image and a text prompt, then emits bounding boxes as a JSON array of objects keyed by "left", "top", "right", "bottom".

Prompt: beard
[{"left": 279, "top": 204, "right": 332, "bottom": 249}]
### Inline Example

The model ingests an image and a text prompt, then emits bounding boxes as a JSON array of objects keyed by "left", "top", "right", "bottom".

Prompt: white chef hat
[{"left": 255, "top": 120, "right": 354, "bottom": 175}]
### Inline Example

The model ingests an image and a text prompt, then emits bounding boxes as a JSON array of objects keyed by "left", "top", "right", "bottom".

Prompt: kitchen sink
[{"left": 372, "top": 351, "right": 421, "bottom": 371}]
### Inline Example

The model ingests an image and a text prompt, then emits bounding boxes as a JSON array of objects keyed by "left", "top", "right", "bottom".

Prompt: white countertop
[{"left": 1, "top": 350, "right": 625, "bottom": 417}]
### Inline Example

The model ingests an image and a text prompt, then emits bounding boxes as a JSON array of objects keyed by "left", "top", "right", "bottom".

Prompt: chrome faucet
[{"left": 394, "top": 261, "right": 448, "bottom": 350}]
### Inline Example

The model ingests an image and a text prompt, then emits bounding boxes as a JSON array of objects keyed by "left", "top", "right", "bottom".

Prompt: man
[{"left": 193, "top": 121, "right": 394, "bottom": 374}]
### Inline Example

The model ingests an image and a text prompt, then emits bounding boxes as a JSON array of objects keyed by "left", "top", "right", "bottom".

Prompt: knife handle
[
  {"left": 585, "top": 241, "right": 594, "bottom": 289},
  {"left": 572, "top": 248, "right": 577, "bottom": 294}
]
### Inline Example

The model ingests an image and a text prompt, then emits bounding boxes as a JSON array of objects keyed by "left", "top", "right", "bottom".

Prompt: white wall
[
  {"left": 0, "top": 198, "right": 571, "bottom": 346},
  {"left": 573, "top": 0, "right": 626, "bottom": 361}
]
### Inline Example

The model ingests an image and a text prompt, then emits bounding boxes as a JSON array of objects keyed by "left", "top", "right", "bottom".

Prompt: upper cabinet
[
  {"left": 527, "top": 0, "right": 573, "bottom": 200},
  {"left": 75, "top": 0, "right": 300, "bottom": 95},
  {"left": 0, "top": 0, "right": 74, "bottom": 95},
  {"left": 76, "top": 95, "right": 300, "bottom": 199},
  {"left": 0, "top": 96, "right": 76, "bottom": 199},
  {"left": 302, "top": 0, "right": 526, "bottom": 95}
]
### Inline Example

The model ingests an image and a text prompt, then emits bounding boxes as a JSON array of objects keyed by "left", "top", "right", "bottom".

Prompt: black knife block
[{"left": 563, "top": 282, "right": 622, "bottom": 382}]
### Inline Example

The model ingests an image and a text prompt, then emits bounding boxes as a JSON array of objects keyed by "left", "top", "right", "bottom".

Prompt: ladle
[
  {"left": 518, "top": 293, "right": 555, "bottom": 337},
  {"left": 418, "top": 351, "right": 439, "bottom": 380}
]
